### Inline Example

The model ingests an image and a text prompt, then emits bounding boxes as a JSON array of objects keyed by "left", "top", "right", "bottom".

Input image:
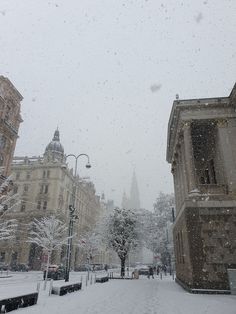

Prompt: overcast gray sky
[{"left": 0, "top": 0, "right": 235, "bottom": 210}]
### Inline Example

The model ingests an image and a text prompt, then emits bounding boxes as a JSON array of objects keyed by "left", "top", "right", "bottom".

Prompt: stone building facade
[
  {"left": 166, "top": 83, "right": 236, "bottom": 290},
  {"left": 0, "top": 130, "right": 104, "bottom": 269},
  {"left": 0, "top": 76, "right": 23, "bottom": 178}
]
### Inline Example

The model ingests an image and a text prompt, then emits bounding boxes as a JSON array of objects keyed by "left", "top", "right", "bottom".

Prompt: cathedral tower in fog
[
  {"left": 122, "top": 171, "right": 141, "bottom": 210},
  {"left": 129, "top": 171, "right": 140, "bottom": 210}
]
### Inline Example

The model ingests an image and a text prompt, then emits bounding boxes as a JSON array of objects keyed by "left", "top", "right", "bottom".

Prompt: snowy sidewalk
[{"left": 12, "top": 276, "right": 235, "bottom": 314}]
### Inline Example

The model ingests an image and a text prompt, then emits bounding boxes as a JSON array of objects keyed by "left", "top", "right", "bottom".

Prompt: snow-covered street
[{"left": 1, "top": 272, "right": 235, "bottom": 314}]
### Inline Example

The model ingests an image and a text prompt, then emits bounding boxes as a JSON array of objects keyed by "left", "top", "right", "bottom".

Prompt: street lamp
[{"left": 64, "top": 153, "right": 91, "bottom": 282}]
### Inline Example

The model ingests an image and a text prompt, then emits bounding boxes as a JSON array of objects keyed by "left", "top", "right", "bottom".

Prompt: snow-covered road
[{"left": 3, "top": 274, "right": 234, "bottom": 314}]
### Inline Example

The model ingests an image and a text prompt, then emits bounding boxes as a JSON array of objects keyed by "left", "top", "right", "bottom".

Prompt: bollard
[
  {"left": 86, "top": 276, "right": 88, "bottom": 286},
  {"left": 49, "top": 279, "right": 53, "bottom": 296},
  {"left": 36, "top": 282, "right": 40, "bottom": 293},
  {"left": 172, "top": 271, "right": 175, "bottom": 280},
  {"left": 94, "top": 274, "right": 96, "bottom": 284},
  {"left": 90, "top": 275, "right": 92, "bottom": 285},
  {"left": 160, "top": 272, "right": 162, "bottom": 280}
]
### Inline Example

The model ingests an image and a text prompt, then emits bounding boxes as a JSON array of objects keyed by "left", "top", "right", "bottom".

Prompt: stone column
[
  {"left": 180, "top": 136, "right": 188, "bottom": 199},
  {"left": 182, "top": 121, "right": 198, "bottom": 194},
  {"left": 176, "top": 144, "right": 184, "bottom": 208},
  {"left": 172, "top": 159, "right": 180, "bottom": 214},
  {"left": 174, "top": 155, "right": 180, "bottom": 211},
  {"left": 217, "top": 119, "right": 236, "bottom": 194}
]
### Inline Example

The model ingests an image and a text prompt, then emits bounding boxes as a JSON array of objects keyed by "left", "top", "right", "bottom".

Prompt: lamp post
[{"left": 64, "top": 153, "right": 91, "bottom": 282}]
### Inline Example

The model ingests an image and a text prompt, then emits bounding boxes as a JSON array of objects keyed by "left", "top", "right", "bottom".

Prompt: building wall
[
  {"left": 0, "top": 76, "right": 23, "bottom": 178},
  {"left": 167, "top": 84, "right": 236, "bottom": 290},
  {"left": 0, "top": 156, "right": 102, "bottom": 270}
]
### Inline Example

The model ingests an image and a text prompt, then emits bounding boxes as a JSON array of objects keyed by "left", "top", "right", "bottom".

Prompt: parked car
[
  {"left": 74, "top": 264, "right": 91, "bottom": 272},
  {"left": 91, "top": 264, "right": 104, "bottom": 271},
  {"left": 11, "top": 263, "right": 29, "bottom": 272},
  {"left": 43, "top": 265, "right": 65, "bottom": 280},
  {"left": 0, "top": 262, "right": 8, "bottom": 271},
  {"left": 137, "top": 265, "right": 149, "bottom": 275}
]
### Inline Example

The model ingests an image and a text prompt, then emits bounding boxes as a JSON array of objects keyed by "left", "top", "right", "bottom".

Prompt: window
[
  {"left": 13, "top": 185, "right": 18, "bottom": 194},
  {"left": 204, "top": 169, "right": 210, "bottom": 184},
  {"left": 0, "top": 135, "right": 6, "bottom": 149},
  {"left": 43, "top": 201, "right": 47, "bottom": 210},
  {"left": 20, "top": 202, "right": 26, "bottom": 212},
  {"left": 24, "top": 184, "right": 29, "bottom": 192},
  {"left": 0, "top": 155, "right": 3, "bottom": 167},
  {"left": 44, "top": 185, "right": 48, "bottom": 194},
  {"left": 209, "top": 159, "right": 217, "bottom": 184},
  {"left": 47, "top": 170, "right": 50, "bottom": 178},
  {"left": 0, "top": 252, "right": 6, "bottom": 262},
  {"left": 16, "top": 172, "right": 20, "bottom": 180},
  {"left": 43, "top": 170, "right": 46, "bottom": 178},
  {"left": 26, "top": 172, "right": 31, "bottom": 179},
  {"left": 11, "top": 252, "right": 18, "bottom": 264},
  {"left": 37, "top": 201, "right": 41, "bottom": 209},
  {"left": 5, "top": 105, "right": 11, "bottom": 120}
]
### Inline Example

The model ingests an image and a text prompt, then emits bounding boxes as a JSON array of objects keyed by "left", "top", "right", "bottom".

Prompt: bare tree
[
  {"left": 28, "top": 216, "right": 69, "bottom": 289},
  {"left": 78, "top": 231, "right": 101, "bottom": 263}
]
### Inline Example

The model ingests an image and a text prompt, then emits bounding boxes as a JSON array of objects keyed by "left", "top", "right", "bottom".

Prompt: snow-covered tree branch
[
  {"left": 107, "top": 208, "right": 139, "bottom": 277},
  {"left": 0, "top": 175, "right": 20, "bottom": 216},
  {"left": 28, "top": 216, "right": 69, "bottom": 288},
  {"left": 0, "top": 219, "right": 17, "bottom": 241},
  {"left": 141, "top": 192, "right": 175, "bottom": 265},
  {"left": 77, "top": 231, "right": 101, "bottom": 261}
]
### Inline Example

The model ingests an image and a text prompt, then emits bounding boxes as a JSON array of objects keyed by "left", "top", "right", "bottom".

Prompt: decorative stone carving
[{"left": 216, "top": 119, "right": 228, "bottom": 128}]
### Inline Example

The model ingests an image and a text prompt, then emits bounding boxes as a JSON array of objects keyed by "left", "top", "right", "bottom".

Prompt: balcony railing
[{"left": 0, "top": 117, "right": 18, "bottom": 135}]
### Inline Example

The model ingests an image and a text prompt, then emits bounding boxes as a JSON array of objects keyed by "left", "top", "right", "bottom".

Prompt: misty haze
[{"left": 0, "top": 1, "right": 235, "bottom": 314}]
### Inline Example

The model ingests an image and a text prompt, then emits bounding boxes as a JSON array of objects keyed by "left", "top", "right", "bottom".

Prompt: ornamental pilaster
[{"left": 182, "top": 121, "right": 197, "bottom": 194}]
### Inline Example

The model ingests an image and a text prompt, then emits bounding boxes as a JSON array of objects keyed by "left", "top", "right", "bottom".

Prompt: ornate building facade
[
  {"left": 0, "top": 130, "right": 103, "bottom": 269},
  {"left": 0, "top": 76, "right": 23, "bottom": 178},
  {"left": 166, "top": 83, "right": 236, "bottom": 291}
]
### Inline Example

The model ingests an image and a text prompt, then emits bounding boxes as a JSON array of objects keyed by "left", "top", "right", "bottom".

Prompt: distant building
[
  {"left": 0, "top": 129, "right": 103, "bottom": 269},
  {"left": 121, "top": 171, "right": 141, "bottom": 210},
  {"left": 166, "top": 83, "right": 236, "bottom": 290},
  {"left": 0, "top": 76, "right": 23, "bottom": 197},
  {"left": 121, "top": 171, "right": 144, "bottom": 264},
  {"left": 129, "top": 171, "right": 141, "bottom": 210}
]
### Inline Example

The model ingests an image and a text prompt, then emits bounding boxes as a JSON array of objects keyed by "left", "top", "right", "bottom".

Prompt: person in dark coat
[
  {"left": 162, "top": 265, "right": 167, "bottom": 276},
  {"left": 148, "top": 266, "right": 154, "bottom": 279}
]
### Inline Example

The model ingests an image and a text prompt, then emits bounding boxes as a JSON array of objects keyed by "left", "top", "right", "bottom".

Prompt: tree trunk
[
  {"left": 120, "top": 257, "right": 125, "bottom": 277},
  {"left": 43, "top": 251, "right": 51, "bottom": 290}
]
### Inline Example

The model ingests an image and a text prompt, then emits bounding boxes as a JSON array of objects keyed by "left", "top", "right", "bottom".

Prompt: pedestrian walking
[
  {"left": 162, "top": 265, "right": 167, "bottom": 276},
  {"left": 148, "top": 266, "right": 154, "bottom": 279}
]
